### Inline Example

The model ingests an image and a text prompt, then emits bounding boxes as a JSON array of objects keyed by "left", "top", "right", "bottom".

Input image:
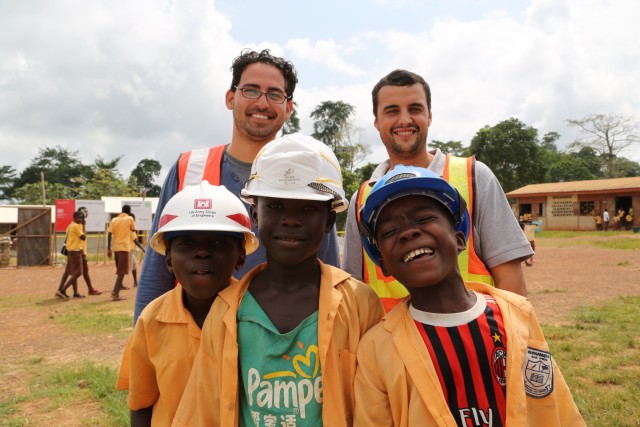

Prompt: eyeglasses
[{"left": 233, "top": 85, "right": 290, "bottom": 104}]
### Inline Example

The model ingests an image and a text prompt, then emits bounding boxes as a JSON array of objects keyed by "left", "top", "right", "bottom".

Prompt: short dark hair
[
  {"left": 230, "top": 49, "right": 298, "bottom": 99},
  {"left": 122, "top": 205, "right": 132, "bottom": 214},
  {"left": 73, "top": 210, "right": 84, "bottom": 220},
  {"left": 371, "top": 69, "right": 432, "bottom": 116}
]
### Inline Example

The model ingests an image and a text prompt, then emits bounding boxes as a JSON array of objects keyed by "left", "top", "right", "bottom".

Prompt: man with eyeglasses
[{"left": 133, "top": 49, "right": 341, "bottom": 324}]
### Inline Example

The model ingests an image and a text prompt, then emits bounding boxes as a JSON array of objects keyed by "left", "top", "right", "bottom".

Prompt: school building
[{"left": 506, "top": 177, "right": 640, "bottom": 231}]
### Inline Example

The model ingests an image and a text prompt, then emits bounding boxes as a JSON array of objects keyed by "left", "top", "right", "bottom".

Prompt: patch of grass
[
  {"left": 0, "top": 296, "right": 39, "bottom": 311},
  {"left": 1, "top": 361, "right": 128, "bottom": 427},
  {"left": 538, "top": 288, "right": 568, "bottom": 294},
  {"left": 594, "top": 239, "right": 640, "bottom": 251},
  {"left": 50, "top": 302, "right": 133, "bottom": 337},
  {"left": 536, "top": 230, "right": 633, "bottom": 239},
  {"left": 543, "top": 297, "right": 640, "bottom": 426}
]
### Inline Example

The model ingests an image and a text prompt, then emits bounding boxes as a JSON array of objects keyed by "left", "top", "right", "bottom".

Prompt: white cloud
[{"left": 1, "top": 0, "right": 638, "bottom": 190}]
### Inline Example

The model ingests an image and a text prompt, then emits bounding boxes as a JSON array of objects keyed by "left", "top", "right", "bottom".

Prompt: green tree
[
  {"left": 468, "top": 117, "right": 545, "bottom": 192},
  {"left": 130, "top": 159, "right": 162, "bottom": 197},
  {"left": 310, "top": 101, "right": 369, "bottom": 171},
  {"left": 612, "top": 156, "right": 640, "bottom": 177},
  {"left": 430, "top": 140, "right": 468, "bottom": 156},
  {"left": 0, "top": 165, "right": 16, "bottom": 200},
  {"left": 547, "top": 155, "right": 595, "bottom": 182},
  {"left": 14, "top": 182, "right": 75, "bottom": 205},
  {"left": 567, "top": 114, "right": 640, "bottom": 178},
  {"left": 281, "top": 101, "right": 301, "bottom": 135},
  {"left": 80, "top": 167, "right": 137, "bottom": 200},
  {"left": 11, "top": 146, "right": 92, "bottom": 198}
]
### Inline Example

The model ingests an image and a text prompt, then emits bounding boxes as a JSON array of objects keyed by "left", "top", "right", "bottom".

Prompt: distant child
[
  {"left": 523, "top": 221, "right": 538, "bottom": 266},
  {"left": 56, "top": 210, "right": 86, "bottom": 299},
  {"left": 116, "top": 182, "right": 258, "bottom": 427},
  {"left": 127, "top": 212, "right": 146, "bottom": 287},
  {"left": 354, "top": 165, "right": 585, "bottom": 426},
  {"left": 172, "top": 134, "right": 384, "bottom": 427}
]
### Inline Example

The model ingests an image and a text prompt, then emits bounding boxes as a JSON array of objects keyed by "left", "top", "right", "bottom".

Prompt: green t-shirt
[{"left": 238, "top": 291, "right": 323, "bottom": 427}]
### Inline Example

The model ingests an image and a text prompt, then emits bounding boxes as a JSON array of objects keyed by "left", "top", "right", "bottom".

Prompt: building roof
[{"left": 506, "top": 176, "right": 640, "bottom": 197}]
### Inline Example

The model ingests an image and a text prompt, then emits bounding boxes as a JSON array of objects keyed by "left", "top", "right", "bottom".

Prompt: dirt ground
[{"left": 0, "top": 234, "right": 639, "bottom": 425}]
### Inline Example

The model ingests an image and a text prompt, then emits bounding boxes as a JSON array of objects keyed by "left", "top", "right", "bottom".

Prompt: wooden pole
[{"left": 40, "top": 171, "right": 46, "bottom": 206}]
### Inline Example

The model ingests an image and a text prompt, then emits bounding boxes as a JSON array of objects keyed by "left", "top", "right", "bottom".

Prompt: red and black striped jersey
[{"left": 413, "top": 293, "right": 507, "bottom": 427}]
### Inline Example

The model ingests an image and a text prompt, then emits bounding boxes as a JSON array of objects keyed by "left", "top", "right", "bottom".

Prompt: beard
[{"left": 388, "top": 138, "right": 426, "bottom": 159}]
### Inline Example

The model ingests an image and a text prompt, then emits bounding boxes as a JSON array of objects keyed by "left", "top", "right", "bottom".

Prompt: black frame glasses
[{"left": 233, "top": 85, "right": 291, "bottom": 104}]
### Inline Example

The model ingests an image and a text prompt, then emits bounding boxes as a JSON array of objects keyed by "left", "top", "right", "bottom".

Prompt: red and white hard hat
[
  {"left": 240, "top": 133, "right": 349, "bottom": 213},
  {"left": 150, "top": 182, "right": 258, "bottom": 255}
]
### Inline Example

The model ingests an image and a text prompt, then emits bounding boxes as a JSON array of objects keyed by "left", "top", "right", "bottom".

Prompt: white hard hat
[
  {"left": 240, "top": 133, "right": 348, "bottom": 212},
  {"left": 150, "top": 182, "right": 258, "bottom": 255}
]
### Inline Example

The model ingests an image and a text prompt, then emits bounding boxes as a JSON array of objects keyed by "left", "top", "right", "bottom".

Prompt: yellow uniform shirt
[
  {"left": 354, "top": 282, "right": 585, "bottom": 426},
  {"left": 172, "top": 261, "right": 385, "bottom": 427},
  {"left": 117, "top": 282, "right": 229, "bottom": 426},
  {"left": 108, "top": 213, "right": 135, "bottom": 252},
  {"left": 65, "top": 222, "right": 84, "bottom": 251}
]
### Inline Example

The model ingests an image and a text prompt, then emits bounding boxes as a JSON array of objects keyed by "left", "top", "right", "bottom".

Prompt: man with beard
[
  {"left": 134, "top": 49, "right": 340, "bottom": 322},
  {"left": 343, "top": 69, "right": 532, "bottom": 312}
]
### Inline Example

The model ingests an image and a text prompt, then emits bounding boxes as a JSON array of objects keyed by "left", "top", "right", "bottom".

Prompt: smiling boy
[
  {"left": 172, "top": 134, "right": 384, "bottom": 427},
  {"left": 117, "top": 182, "right": 258, "bottom": 427},
  {"left": 354, "top": 165, "right": 584, "bottom": 426}
]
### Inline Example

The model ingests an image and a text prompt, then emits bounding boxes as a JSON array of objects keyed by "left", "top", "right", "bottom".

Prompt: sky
[{"left": 1, "top": 0, "right": 639, "bottom": 186}]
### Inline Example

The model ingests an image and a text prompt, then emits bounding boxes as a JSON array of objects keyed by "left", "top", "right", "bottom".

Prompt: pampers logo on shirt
[{"left": 247, "top": 343, "right": 322, "bottom": 420}]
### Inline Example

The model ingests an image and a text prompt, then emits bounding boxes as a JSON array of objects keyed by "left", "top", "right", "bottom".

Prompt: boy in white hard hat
[
  {"left": 353, "top": 165, "right": 584, "bottom": 426},
  {"left": 116, "top": 182, "right": 258, "bottom": 427},
  {"left": 173, "top": 134, "right": 384, "bottom": 427}
]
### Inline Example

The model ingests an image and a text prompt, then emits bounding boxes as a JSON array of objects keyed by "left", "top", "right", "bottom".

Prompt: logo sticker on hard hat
[{"left": 194, "top": 198, "right": 212, "bottom": 209}]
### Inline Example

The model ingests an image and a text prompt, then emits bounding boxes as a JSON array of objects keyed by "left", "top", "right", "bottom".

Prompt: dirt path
[{"left": 0, "top": 235, "right": 639, "bottom": 425}]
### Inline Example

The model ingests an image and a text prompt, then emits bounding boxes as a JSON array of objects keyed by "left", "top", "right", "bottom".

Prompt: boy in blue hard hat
[{"left": 354, "top": 165, "right": 584, "bottom": 426}]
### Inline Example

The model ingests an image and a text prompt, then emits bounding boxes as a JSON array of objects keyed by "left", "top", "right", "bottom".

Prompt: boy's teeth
[{"left": 403, "top": 248, "right": 433, "bottom": 263}]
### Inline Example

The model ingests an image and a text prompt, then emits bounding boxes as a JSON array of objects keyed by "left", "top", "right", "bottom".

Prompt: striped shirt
[{"left": 412, "top": 293, "right": 507, "bottom": 427}]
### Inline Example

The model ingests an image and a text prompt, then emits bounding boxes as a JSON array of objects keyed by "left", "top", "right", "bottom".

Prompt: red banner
[{"left": 55, "top": 200, "right": 76, "bottom": 232}]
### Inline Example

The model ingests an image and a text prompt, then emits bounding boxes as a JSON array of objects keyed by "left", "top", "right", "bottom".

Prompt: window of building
[{"left": 580, "top": 201, "right": 595, "bottom": 216}]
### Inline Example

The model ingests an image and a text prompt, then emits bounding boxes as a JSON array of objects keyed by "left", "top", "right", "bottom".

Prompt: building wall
[{"left": 510, "top": 191, "right": 639, "bottom": 231}]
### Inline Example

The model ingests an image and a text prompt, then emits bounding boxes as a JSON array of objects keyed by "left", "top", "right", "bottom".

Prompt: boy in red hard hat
[{"left": 117, "top": 182, "right": 257, "bottom": 427}]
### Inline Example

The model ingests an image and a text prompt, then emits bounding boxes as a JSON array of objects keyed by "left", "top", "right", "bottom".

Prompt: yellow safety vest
[{"left": 357, "top": 155, "right": 494, "bottom": 312}]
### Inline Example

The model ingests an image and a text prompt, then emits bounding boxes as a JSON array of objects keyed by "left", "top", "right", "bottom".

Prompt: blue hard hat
[{"left": 358, "top": 165, "right": 470, "bottom": 266}]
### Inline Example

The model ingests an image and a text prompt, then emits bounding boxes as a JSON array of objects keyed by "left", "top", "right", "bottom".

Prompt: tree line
[{"left": 1, "top": 103, "right": 638, "bottom": 207}]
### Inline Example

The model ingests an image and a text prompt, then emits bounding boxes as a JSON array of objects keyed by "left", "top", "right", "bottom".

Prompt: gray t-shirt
[{"left": 342, "top": 149, "right": 533, "bottom": 280}]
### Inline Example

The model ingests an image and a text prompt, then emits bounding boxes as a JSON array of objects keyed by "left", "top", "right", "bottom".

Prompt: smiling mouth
[
  {"left": 402, "top": 248, "right": 434, "bottom": 263},
  {"left": 250, "top": 113, "right": 270, "bottom": 120},
  {"left": 192, "top": 268, "right": 213, "bottom": 275},
  {"left": 275, "top": 236, "right": 305, "bottom": 243}
]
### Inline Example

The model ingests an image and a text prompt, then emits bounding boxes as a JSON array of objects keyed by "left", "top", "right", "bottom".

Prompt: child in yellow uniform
[
  {"left": 172, "top": 134, "right": 384, "bottom": 427},
  {"left": 116, "top": 182, "right": 258, "bottom": 427},
  {"left": 354, "top": 165, "right": 585, "bottom": 426}
]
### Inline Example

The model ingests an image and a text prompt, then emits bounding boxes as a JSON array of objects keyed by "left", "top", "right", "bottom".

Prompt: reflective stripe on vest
[
  {"left": 358, "top": 155, "right": 493, "bottom": 312},
  {"left": 177, "top": 145, "right": 227, "bottom": 190}
]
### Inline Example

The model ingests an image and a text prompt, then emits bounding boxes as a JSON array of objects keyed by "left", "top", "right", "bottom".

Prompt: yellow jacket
[
  {"left": 116, "top": 284, "right": 205, "bottom": 426},
  {"left": 172, "top": 261, "right": 384, "bottom": 427},
  {"left": 354, "top": 282, "right": 585, "bottom": 427}
]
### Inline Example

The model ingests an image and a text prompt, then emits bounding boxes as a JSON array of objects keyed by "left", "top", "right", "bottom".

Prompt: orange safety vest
[
  {"left": 356, "top": 155, "right": 494, "bottom": 312},
  {"left": 177, "top": 145, "right": 228, "bottom": 190}
]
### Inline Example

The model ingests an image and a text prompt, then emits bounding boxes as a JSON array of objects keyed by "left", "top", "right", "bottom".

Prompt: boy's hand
[{"left": 107, "top": 249, "right": 113, "bottom": 258}]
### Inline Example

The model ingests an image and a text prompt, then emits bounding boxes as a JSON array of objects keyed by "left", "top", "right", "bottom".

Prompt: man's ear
[
  {"left": 285, "top": 99, "right": 293, "bottom": 120},
  {"left": 325, "top": 209, "right": 337, "bottom": 233},
  {"left": 165, "top": 250, "right": 174, "bottom": 274},
  {"left": 225, "top": 89, "right": 235, "bottom": 111},
  {"left": 455, "top": 231, "right": 467, "bottom": 253},
  {"left": 250, "top": 204, "right": 259, "bottom": 228},
  {"left": 235, "top": 248, "right": 247, "bottom": 271}
]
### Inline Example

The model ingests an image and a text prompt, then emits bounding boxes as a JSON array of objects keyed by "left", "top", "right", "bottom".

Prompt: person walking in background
[
  {"left": 127, "top": 212, "right": 145, "bottom": 288},
  {"left": 133, "top": 49, "right": 340, "bottom": 323},
  {"left": 56, "top": 210, "right": 86, "bottom": 299},
  {"left": 342, "top": 69, "right": 532, "bottom": 312},
  {"left": 117, "top": 183, "right": 256, "bottom": 427},
  {"left": 603, "top": 208, "right": 610, "bottom": 231},
  {"left": 108, "top": 205, "right": 135, "bottom": 301},
  {"left": 523, "top": 221, "right": 538, "bottom": 266},
  {"left": 57, "top": 207, "right": 103, "bottom": 296},
  {"left": 354, "top": 165, "right": 585, "bottom": 426}
]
